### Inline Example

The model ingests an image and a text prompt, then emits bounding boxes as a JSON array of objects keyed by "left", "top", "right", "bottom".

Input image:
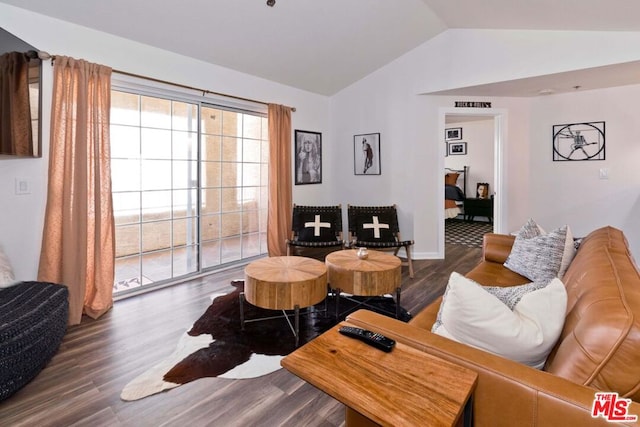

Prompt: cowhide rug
[{"left": 121, "top": 280, "right": 411, "bottom": 401}]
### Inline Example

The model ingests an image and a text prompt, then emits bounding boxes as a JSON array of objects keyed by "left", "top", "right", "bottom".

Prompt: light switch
[
  {"left": 15, "top": 178, "right": 31, "bottom": 195},
  {"left": 599, "top": 168, "right": 609, "bottom": 180}
]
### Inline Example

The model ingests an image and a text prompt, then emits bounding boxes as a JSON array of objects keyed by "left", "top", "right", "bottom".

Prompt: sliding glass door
[{"left": 111, "top": 89, "right": 268, "bottom": 295}]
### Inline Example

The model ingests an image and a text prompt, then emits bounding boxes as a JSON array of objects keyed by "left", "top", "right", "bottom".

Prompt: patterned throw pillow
[
  {"left": 483, "top": 281, "right": 549, "bottom": 310},
  {"left": 355, "top": 213, "right": 395, "bottom": 242},
  {"left": 504, "top": 219, "right": 575, "bottom": 282},
  {"left": 517, "top": 218, "right": 546, "bottom": 239},
  {"left": 529, "top": 218, "right": 577, "bottom": 277},
  {"left": 432, "top": 272, "right": 567, "bottom": 369},
  {"left": 297, "top": 213, "right": 338, "bottom": 242}
]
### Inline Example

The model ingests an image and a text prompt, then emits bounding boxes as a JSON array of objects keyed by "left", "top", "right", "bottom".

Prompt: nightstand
[{"left": 464, "top": 198, "right": 493, "bottom": 223}]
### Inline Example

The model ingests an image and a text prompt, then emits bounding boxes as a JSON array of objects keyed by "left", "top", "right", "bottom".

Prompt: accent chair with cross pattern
[
  {"left": 286, "top": 204, "right": 345, "bottom": 261},
  {"left": 347, "top": 204, "right": 415, "bottom": 278}
]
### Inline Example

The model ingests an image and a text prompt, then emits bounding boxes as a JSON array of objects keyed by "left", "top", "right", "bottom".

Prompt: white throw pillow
[
  {"left": 504, "top": 219, "right": 576, "bottom": 281},
  {"left": 432, "top": 272, "right": 567, "bottom": 369},
  {"left": 0, "top": 246, "right": 17, "bottom": 288}
]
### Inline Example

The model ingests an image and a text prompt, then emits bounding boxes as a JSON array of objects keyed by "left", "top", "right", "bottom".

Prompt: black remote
[{"left": 338, "top": 326, "right": 395, "bottom": 352}]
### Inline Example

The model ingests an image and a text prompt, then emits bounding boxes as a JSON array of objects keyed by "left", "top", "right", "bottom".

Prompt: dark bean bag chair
[{"left": 0, "top": 281, "right": 69, "bottom": 401}]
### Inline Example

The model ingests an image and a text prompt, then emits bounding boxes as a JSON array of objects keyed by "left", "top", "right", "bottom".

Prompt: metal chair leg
[
  {"left": 239, "top": 292, "right": 246, "bottom": 330},
  {"left": 294, "top": 305, "right": 300, "bottom": 347}
]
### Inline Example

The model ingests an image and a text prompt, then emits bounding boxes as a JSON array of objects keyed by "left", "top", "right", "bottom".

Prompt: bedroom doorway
[{"left": 440, "top": 108, "right": 505, "bottom": 254}]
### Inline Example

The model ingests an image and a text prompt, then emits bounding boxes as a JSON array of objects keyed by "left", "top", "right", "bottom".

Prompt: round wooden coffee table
[
  {"left": 325, "top": 249, "right": 402, "bottom": 318},
  {"left": 241, "top": 256, "right": 327, "bottom": 346}
]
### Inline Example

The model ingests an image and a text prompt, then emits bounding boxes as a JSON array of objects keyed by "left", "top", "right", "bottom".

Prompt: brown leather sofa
[{"left": 346, "top": 226, "right": 640, "bottom": 426}]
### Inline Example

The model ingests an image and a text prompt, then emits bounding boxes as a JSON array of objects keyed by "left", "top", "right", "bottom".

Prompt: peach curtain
[
  {"left": 38, "top": 57, "right": 114, "bottom": 325},
  {"left": 267, "top": 104, "right": 292, "bottom": 256}
]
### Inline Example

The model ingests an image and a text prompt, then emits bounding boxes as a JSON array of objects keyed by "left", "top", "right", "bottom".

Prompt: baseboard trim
[{"left": 412, "top": 251, "right": 442, "bottom": 260}]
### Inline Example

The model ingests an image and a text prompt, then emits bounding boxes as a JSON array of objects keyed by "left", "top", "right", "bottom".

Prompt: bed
[{"left": 445, "top": 166, "right": 468, "bottom": 219}]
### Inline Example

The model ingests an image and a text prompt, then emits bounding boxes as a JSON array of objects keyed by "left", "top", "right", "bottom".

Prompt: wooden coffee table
[
  {"left": 241, "top": 256, "right": 328, "bottom": 346},
  {"left": 281, "top": 321, "right": 478, "bottom": 426},
  {"left": 325, "top": 249, "right": 402, "bottom": 318}
]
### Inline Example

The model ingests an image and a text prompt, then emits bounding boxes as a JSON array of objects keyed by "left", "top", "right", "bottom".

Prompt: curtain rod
[{"left": 40, "top": 52, "right": 296, "bottom": 112}]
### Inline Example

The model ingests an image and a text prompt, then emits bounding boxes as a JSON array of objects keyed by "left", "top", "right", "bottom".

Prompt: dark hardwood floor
[{"left": 0, "top": 244, "right": 482, "bottom": 427}]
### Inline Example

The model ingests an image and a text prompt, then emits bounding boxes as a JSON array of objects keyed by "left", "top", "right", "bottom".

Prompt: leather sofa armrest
[
  {"left": 346, "top": 309, "right": 640, "bottom": 427},
  {"left": 483, "top": 233, "right": 515, "bottom": 264}
]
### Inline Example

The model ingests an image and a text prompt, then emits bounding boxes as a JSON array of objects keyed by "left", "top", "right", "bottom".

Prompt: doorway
[{"left": 438, "top": 107, "right": 506, "bottom": 257}]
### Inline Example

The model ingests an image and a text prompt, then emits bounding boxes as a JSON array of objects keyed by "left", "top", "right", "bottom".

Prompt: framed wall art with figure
[
  {"left": 294, "top": 130, "right": 322, "bottom": 185},
  {"left": 476, "top": 182, "right": 489, "bottom": 199},
  {"left": 354, "top": 133, "right": 381, "bottom": 175}
]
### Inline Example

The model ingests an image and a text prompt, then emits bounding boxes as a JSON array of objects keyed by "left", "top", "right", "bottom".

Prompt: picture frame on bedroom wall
[
  {"left": 448, "top": 141, "right": 467, "bottom": 156},
  {"left": 445, "top": 127, "right": 462, "bottom": 141}
]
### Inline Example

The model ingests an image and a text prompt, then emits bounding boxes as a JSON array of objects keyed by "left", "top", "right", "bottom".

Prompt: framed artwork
[
  {"left": 354, "top": 133, "right": 381, "bottom": 175},
  {"left": 476, "top": 182, "right": 489, "bottom": 199},
  {"left": 445, "top": 127, "right": 462, "bottom": 141},
  {"left": 552, "top": 121, "right": 605, "bottom": 161},
  {"left": 294, "top": 129, "right": 322, "bottom": 184},
  {"left": 448, "top": 141, "right": 467, "bottom": 156}
]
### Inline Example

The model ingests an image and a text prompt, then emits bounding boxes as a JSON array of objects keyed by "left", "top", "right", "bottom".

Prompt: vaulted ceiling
[{"left": 2, "top": 0, "right": 640, "bottom": 95}]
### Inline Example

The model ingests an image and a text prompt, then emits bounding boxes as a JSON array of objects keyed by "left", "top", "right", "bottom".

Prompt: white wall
[
  {"left": 415, "top": 29, "right": 640, "bottom": 94},
  {"left": 0, "top": 4, "right": 331, "bottom": 279},
  {"left": 528, "top": 85, "right": 640, "bottom": 251},
  {"left": 331, "top": 28, "right": 640, "bottom": 259}
]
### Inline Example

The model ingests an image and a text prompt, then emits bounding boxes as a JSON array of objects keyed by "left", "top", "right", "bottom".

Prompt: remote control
[{"left": 338, "top": 326, "right": 395, "bottom": 352}]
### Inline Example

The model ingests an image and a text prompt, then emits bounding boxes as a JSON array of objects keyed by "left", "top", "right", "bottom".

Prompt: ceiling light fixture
[{"left": 266, "top": 0, "right": 275, "bottom": 6}]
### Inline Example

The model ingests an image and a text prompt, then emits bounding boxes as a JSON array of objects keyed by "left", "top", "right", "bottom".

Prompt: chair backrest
[
  {"left": 291, "top": 204, "right": 343, "bottom": 242},
  {"left": 347, "top": 204, "right": 401, "bottom": 243}
]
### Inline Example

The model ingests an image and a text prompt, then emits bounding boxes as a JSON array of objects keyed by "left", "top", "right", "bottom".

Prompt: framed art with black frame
[
  {"left": 294, "top": 130, "right": 322, "bottom": 185},
  {"left": 354, "top": 133, "right": 381, "bottom": 175},
  {"left": 552, "top": 121, "right": 605, "bottom": 161},
  {"left": 445, "top": 127, "right": 462, "bottom": 141},
  {"left": 448, "top": 141, "right": 467, "bottom": 156}
]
